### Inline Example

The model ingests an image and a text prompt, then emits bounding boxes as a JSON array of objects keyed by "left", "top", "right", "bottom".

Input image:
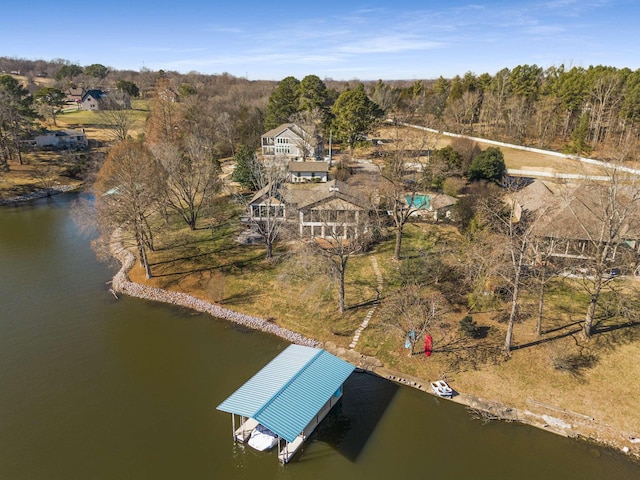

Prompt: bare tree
[
  {"left": 477, "top": 186, "right": 547, "bottom": 355},
  {"left": 445, "top": 90, "right": 481, "bottom": 134},
  {"left": 215, "top": 111, "right": 237, "bottom": 157},
  {"left": 30, "top": 163, "right": 58, "bottom": 192},
  {"left": 146, "top": 77, "right": 182, "bottom": 145},
  {"left": 94, "top": 140, "right": 159, "bottom": 279},
  {"left": 151, "top": 134, "right": 221, "bottom": 230},
  {"left": 528, "top": 237, "right": 560, "bottom": 336},
  {"left": 557, "top": 165, "right": 640, "bottom": 338},
  {"left": 240, "top": 156, "right": 289, "bottom": 259},
  {"left": 381, "top": 285, "right": 448, "bottom": 355},
  {"left": 380, "top": 122, "right": 438, "bottom": 260},
  {"left": 290, "top": 109, "right": 325, "bottom": 159},
  {"left": 588, "top": 70, "right": 622, "bottom": 147},
  {"left": 100, "top": 107, "right": 132, "bottom": 142},
  {"left": 305, "top": 207, "right": 376, "bottom": 313}
]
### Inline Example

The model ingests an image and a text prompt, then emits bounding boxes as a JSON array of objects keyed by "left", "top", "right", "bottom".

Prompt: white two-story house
[{"left": 261, "top": 123, "right": 322, "bottom": 163}]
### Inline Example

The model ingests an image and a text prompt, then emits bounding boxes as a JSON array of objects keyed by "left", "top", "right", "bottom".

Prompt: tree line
[{"left": 370, "top": 65, "right": 640, "bottom": 161}]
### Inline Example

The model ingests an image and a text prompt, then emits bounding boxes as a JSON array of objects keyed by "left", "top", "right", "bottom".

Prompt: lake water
[{"left": 1, "top": 194, "right": 638, "bottom": 479}]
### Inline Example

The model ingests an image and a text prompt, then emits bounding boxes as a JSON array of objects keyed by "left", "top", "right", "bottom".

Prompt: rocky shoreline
[
  {"left": 0, "top": 184, "right": 77, "bottom": 206},
  {"left": 108, "top": 239, "right": 640, "bottom": 462},
  {"left": 109, "top": 241, "right": 320, "bottom": 348}
]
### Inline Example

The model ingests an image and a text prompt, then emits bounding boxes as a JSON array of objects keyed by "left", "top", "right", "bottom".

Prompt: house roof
[
  {"left": 297, "top": 180, "right": 366, "bottom": 210},
  {"left": 216, "top": 345, "right": 355, "bottom": 443},
  {"left": 249, "top": 180, "right": 371, "bottom": 211},
  {"left": 81, "top": 89, "right": 106, "bottom": 102},
  {"left": 529, "top": 182, "right": 640, "bottom": 241},
  {"left": 288, "top": 161, "right": 329, "bottom": 173},
  {"left": 65, "top": 87, "right": 83, "bottom": 100},
  {"left": 248, "top": 182, "right": 286, "bottom": 205},
  {"left": 513, "top": 179, "right": 558, "bottom": 215},
  {"left": 430, "top": 193, "right": 457, "bottom": 210},
  {"left": 35, "top": 129, "right": 86, "bottom": 139},
  {"left": 262, "top": 123, "right": 304, "bottom": 139}
]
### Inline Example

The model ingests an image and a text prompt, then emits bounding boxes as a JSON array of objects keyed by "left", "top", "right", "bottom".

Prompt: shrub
[{"left": 459, "top": 315, "right": 480, "bottom": 338}]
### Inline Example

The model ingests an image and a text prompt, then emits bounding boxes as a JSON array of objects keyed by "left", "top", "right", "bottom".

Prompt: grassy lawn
[
  {"left": 127, "top": 199, "right": 379, "bottom": 347},
  {"left": 370, "top": 125, "right": 609, "bottom": 176},
  {"left": 1, "top": 96, "right": 149, "bottom": 200},
  {"left": 56, "top": 104, "right": 148, "bottom": 142},
  {"left": 123, "top": 204, "right": 640, "bottom": 443},
  {"left": 0, "top": 150, "right": 86, "bottom": 200}
]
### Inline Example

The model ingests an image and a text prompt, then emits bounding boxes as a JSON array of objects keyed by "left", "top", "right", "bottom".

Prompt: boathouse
[{"left": 216, "top": 344, "right": 355, "bottom": 463}]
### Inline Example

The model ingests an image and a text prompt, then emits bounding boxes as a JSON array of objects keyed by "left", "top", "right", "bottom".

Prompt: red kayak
[{"left": 424, "top": 335, "right": 433, "bottom": 357}]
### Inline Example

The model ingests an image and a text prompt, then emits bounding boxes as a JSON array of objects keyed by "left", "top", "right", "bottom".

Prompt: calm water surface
[{"left": 1, "top": 194, "right": 639, "bottom": 479}]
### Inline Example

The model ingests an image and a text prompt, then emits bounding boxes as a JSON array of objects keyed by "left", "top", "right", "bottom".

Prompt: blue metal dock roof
[{"left": 216, "top": 345, "right": 355, "bottom": 443}]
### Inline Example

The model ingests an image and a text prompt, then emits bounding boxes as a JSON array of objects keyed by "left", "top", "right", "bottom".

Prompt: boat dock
[{"left": 217, "top": 345, "right": 355, "bottom": 464}]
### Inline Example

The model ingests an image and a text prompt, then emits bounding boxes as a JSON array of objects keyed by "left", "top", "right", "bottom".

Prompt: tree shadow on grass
[
  {"left": 153, "top": 232, "right": 232, "bottom": 251},
  {"left": 512, "top": 319, "right": 640, "bottom": 353},
  {"left": 347, "top": 297, "right": 380, "bottom": 311},
  {"left": 542, "top": 320, "right": 583, "bottom": 335},
  {"left": 150, "top": 243, "right": 247, "bottom": 268},
  {"left": 217, "top": 288, "right": 262, "bottom": 307},
  {"left": 511, "top": 328, "right": 583, "bottom": 351},
  {"left": 149, "top": 252, "right": 266, "bottom": 278}
]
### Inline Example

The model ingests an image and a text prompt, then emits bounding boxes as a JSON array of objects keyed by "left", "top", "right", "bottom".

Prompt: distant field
[
  {"left": 56, "top": 101, "right": 149, "bottom": 142},
  {"left": 8, "top": 74, "right": 53, "bottom": 88},
  {"left": 372, "top": 125, "right": 609, "bottom": 178}
]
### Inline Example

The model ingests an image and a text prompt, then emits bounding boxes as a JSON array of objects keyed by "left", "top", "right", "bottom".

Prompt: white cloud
[{"left": 337, "top": 36, "right": 444, "bottom": 55}]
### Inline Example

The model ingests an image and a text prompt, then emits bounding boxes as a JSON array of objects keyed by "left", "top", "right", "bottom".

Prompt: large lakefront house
[
  {"left": 245, "top": 180, "right": 372, "bottom": 240},
  {"left": 513, "top": 179, "right": 640, "bottom": 274},
  {"left": 261, "top": 123, "right": 323, "bottom": 162}
]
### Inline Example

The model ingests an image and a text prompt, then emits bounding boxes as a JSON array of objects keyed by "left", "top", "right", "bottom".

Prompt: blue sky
[{"left": 2, "top": 0, "right": 638, "bottom": 80}]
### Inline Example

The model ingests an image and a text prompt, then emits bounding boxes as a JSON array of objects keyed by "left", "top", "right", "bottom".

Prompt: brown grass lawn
[
  {"left": 0, "top": 150, "right": 85, "bottom": 200},
  {"left": 367, "top": 125, "right": 609, "bottom": 177},
  {"left": 1, "top": 101, "right": 150, "bottom": 200},
  {"left": 125, "top": 212, "right": 640, "bottom": 446}
]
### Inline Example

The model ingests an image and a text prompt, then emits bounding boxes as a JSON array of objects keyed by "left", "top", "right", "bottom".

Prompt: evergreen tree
[
  {"left": 468, "top": 147, "right": 506, "bottom": 182},
  {"left": 298, "top": 74, "right": 328, "bottom": 112},
  {"left": 331, "top": 83, "right": 383, "bottom": 157},
  {"left": 0, "top": 75, "right": 37, "bottom": 168},
  {"left": 33, "top": 86, "right": 66, "bottom": 126},
  {"left": 116, "top": 80, "right": 140, "bottom": 98},
  {"left": 232, "top": 145, "right": 259, "bottom": 190},
  {"left": 263, "top": 76, "right": 300, "bottom": 130},
  {"left": 84, "top": 63, "right": 108, "bottom": 79}
]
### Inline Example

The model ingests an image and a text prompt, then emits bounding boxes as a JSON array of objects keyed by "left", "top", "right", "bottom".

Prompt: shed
[{"left": 216, "top": 344, "right": 355, "bottom": 463}]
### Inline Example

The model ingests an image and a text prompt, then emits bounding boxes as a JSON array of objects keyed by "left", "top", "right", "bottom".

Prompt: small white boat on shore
[
  {"left": 247, "top": 424, "right": 279, "bottom": 451},
  {"left": 431, "top": 380, "right": 453, "bottom": 398}
]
